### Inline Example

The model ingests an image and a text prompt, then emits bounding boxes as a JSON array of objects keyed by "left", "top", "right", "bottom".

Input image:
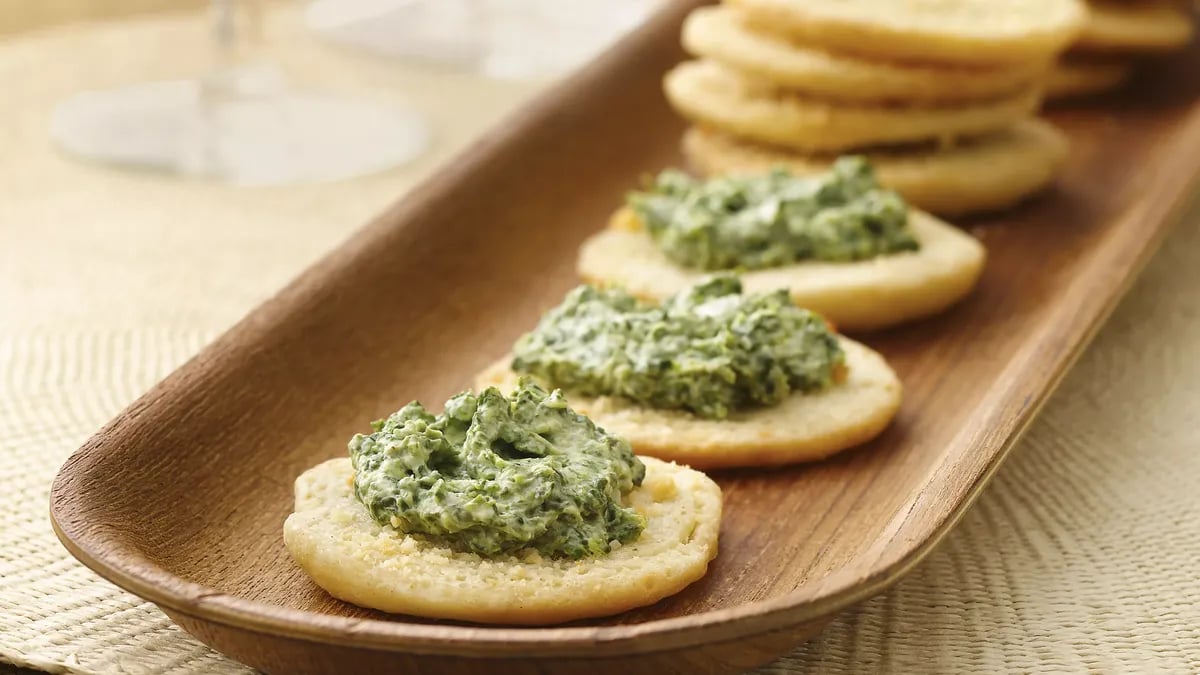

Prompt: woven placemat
[{"left": 3, "top": 7, "right": 1199, "bottom": 675}]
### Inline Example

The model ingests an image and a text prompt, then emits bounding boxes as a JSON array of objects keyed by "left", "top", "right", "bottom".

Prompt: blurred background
[
  {"left": 10, "top": 0, "right": 660, "bottom": 185},
  {"left": 0, "top": 0, "right": 664, "bottom": 336}
]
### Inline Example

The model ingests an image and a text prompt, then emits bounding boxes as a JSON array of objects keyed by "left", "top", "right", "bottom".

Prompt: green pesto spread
[
  {"left": 349, "top": 380, "right": 646, "bottom": 560},
  {"left": 628, "top": 157, "right": 918, "bottom": 271},
  {"left": 511, "top": 276, "right": 845, "bottom": 420}
]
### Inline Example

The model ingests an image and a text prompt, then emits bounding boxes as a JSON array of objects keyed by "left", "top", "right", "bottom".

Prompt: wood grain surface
[{"left": 48, "top": 1, "right": 1200, "bottom": 673}]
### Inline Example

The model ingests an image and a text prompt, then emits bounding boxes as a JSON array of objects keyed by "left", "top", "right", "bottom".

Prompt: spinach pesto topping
[
  {"left": 512, "top": 276, "right": 845, "bottom": 420},
  {"left": 349, "top": 380, "right": 646, "bottom": 560},
  {"left": 628, "top": 157, "right": 918, "bottom": 270}
]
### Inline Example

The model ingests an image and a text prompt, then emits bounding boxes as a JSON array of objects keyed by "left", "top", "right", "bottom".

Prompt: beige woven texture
[{"left": 2, "top": 6, "right": 1199, "bottom": 675}]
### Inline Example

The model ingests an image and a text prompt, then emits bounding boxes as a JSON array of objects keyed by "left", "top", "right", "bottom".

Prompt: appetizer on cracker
[
  {"left": 577, "top": 159, "right": 985, "bottom": 331},
  {"left": 284, "top": 381, "right": 721, "bottom": 625},
  {"left": 478, "top": 277, "right": 902, "bottom": 468}
]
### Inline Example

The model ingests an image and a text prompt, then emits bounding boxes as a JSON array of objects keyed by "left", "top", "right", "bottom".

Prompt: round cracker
[
  {"left": 1046, "top": 57, "right": 1135, "bottom": 99},
  {"left": 283, "top": 456, "right": 721, "bottom": 625},
  {"left": 478, "top": 339, "right": 901, "bottom": 469},
  {"left": 664, "top": 60, "right": 1043, "bottom": 153},
  {"left": 682, "top": 120, "right": 1069, "bottom": 216},
  {"left": 1076, "top": 0, "right": 1194, "bottom": 53},
  {"left": 577, "top": 210, "right": 985, "bottom": 332},
  {"left": 728, "top": 0, "right": 1087, "bottom": 66},
  {"left": 729, "top": 0, "right": 1089, "bottom": 65},
  {"left": 682, "top": 6, "right": 1046, "bottom": 104}
]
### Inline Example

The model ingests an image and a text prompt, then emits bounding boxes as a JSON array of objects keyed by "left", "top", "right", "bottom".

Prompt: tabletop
[{"left": 2, "top": 3, "right": 1199, "bottom": 674}]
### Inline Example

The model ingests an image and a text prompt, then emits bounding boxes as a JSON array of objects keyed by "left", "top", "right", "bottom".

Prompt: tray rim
[{"left": 46, "top": 0, "right": 1200, "bottom": 662}]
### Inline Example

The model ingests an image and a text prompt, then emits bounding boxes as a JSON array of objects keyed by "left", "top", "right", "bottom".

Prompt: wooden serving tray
[{"left": 49, "top": 2, "right": 1200, "bottom": 673}]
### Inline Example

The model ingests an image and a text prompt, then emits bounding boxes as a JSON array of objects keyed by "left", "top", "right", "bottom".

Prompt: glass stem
[{"left": 210, "top": 0, "right": 265, "bottom": 72}]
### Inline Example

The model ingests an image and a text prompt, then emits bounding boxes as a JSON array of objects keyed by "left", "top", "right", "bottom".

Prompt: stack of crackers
[
  {"left": 1049, "top": 0, "right": 1196, "bottom": 100},
  {"left": 666, "top": 0, "right": 1087, "bottom": 216}
]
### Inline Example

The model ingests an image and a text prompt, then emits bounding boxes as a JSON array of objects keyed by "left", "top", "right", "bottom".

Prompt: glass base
[{"left": 49, "top": 66, "right": 430, "bottom": 186}]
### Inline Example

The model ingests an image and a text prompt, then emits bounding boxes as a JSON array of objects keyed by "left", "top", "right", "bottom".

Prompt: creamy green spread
[
  {"left": 628, "top": 157, "right": 918, "bottom": 270},
  {"left": 512, "top": 276, "right": 845, "bottom": 420},
  {"left": 349, "top": 381, "right": 646, "bottom": 559}
]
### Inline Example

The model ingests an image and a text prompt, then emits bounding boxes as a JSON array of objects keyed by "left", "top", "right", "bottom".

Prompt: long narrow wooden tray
[{"left": 49, "top": 2, "right": 1200, "bottom": 673}]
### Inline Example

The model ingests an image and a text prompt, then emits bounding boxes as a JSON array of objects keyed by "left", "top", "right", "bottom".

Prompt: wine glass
[{"left": 49, "top": 0, "right": 430, "bottom": 186}]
